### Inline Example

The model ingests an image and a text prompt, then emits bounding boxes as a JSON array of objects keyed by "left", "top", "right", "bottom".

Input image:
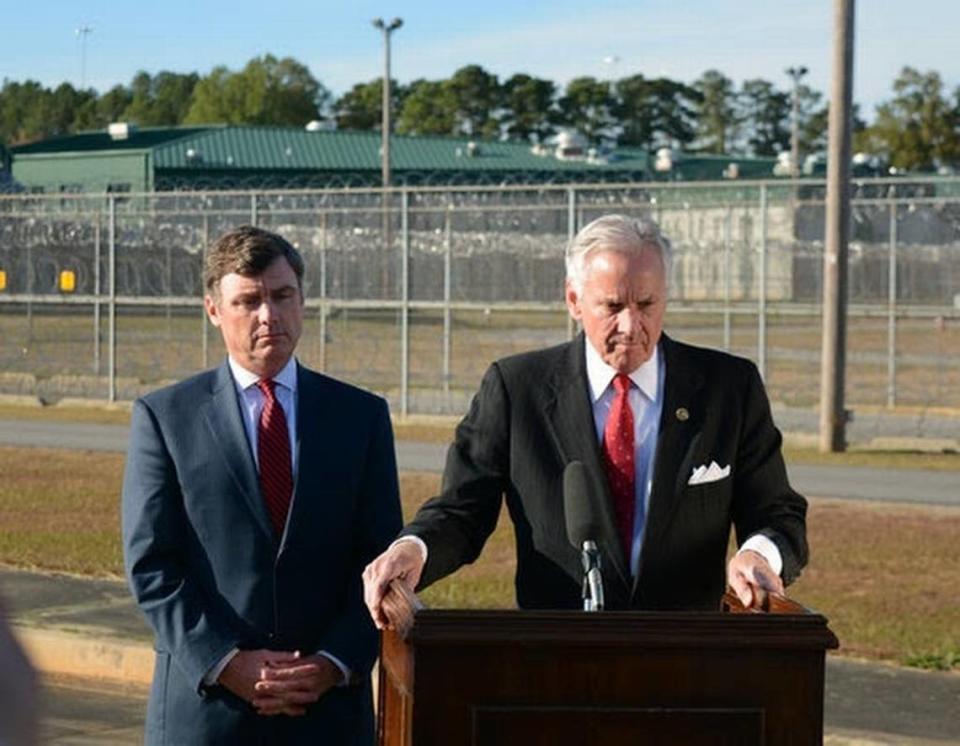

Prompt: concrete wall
[{"left": 658, "top": 203, "right": 795, "bottom": 301}]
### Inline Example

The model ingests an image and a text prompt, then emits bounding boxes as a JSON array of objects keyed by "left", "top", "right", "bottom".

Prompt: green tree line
[{"left": 1, "top": 55, "right": 957, "bottom": 172}]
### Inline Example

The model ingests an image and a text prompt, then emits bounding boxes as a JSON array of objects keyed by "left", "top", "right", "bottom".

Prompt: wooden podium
[{"left": 377, "top": 589, "right": 838, "bottom": 746}]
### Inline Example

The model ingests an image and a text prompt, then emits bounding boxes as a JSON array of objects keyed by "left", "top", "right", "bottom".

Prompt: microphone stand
[{"left": 581, "top": 540, "right": 604, "bottom": 611}]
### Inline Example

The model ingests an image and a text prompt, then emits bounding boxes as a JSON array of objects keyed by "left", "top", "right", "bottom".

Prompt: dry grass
[
  {"left": 791, "top": 498, "right": 960, "bottom": 670},
  {"left": 0, "top": 404, "right": 131, "bottom": 425},
  {"left": 0, "top": 446, "right": 956, "bottom": 670},
  {"left": 0, "top": 447, "right": 124, "bottom": 575}
]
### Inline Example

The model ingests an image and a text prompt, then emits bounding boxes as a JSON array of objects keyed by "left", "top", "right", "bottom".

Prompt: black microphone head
[{"left": 563, "top": 460, "right": 601, "bottom": 548}]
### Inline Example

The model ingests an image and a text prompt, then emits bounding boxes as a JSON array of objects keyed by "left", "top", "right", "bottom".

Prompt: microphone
[{"left": 563, "top": 461, "right": 605, "bottom": 611}]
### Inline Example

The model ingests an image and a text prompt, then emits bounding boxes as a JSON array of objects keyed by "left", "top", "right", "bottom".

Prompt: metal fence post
[
  {"left": 108, "top": 195, "right": 117, "bottom": 402},
  {"left": 250, "top": 193, "right": 258, "bottom": 226},
  {"left": 165, "top": 236, "right": 173, "bottom": 341},
  {"left": 25, "top": 230, "right": 33, "bottom": 342},
  {"left": 758, "top": 183, "right": 768, "bottom": 380},
  {"left": 566, "top": 187, "right": 577, "bottom": 340},
  {"left": 319, "top": 210, "right": 327, "bottom": 372},
  {"left": 723, "top": 205, "right": 732, "bottom": 351},
  {"left": 887, "top": 195, "right": 898, "bottom": 408},
  {"left": 443, "top": 202, "right": 452, "bottom": 398},
  {"left": 201, "top": 211, "right": 210, "bottom": 369},
  {"left": 93, "top": 209, "right": 102, "bottom": 375},
  {"left": 400, "top": 189, "right": 410, "bottom": 417}
]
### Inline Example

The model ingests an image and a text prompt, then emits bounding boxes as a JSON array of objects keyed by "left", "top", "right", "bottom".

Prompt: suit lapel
[
  {"left": 640, "top": 336, "right": 706, "bottom": 566},
  {"left": 278, "top": 365, "right": 336, "bottom": 556},
  {"left": 545, "top": 335, "right": 631, "bottom": 588},
  {"left": 201, "top": 362, "right": 276, "bottom": 544}
]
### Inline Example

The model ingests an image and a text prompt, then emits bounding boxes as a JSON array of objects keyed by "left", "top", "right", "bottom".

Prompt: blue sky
[{"left": 2, "top": 0, "right": 957, "bottom": 116}]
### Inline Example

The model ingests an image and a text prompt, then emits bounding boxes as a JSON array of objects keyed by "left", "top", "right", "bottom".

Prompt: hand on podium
[
  {"left": 726, "top": 549, "right": 784, "bottom": 610},
  {"left": 363, "top": 539, "right": 426, "bottom": 630}
]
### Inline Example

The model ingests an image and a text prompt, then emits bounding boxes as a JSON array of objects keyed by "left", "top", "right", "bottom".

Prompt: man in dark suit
[
  {"left": 122, "top": 226, "right": 402, "bottom": 745},
  {"left": 364, "top": 214, "right": 806, "bottom": 620}
]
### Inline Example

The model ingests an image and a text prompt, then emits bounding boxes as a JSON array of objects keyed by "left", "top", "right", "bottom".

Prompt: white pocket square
[{"left": 688, "top": 461, "right": 731, "bottom": 485}]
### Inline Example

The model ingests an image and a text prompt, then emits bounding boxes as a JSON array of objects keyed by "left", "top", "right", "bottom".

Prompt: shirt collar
[
  {"left": 227, "top": 356, "right": 299, "bottom": 394},
  {"left": 584, "top": 337, "right": 660, "bottom": 404}
]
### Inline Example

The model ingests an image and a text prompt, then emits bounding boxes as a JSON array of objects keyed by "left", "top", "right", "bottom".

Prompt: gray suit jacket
[
  {"left": 122, "top": 361, "right": 402, "bottom": 745},
  {"left": 405, "top": 334, "right": 807, "bottom": 610}
]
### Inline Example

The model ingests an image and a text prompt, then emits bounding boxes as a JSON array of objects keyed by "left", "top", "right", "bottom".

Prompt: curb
[
  {"left": 14, "top": 625, "right": 152, "bottom": 686},
  {"left": 826, "top": 729, "right": 959, "bottom": 745},
  {"left": 54, "top": 397, "right": 133, "bottom": 412},
  {"left": 0, "top": 394, "right": 44, "bottom": 408},
  {"left": 782, "top": 431, "right": 960, "bottom": 453},
  {"left": 865, "top": 436, "right": 960, "bottom": 452}
]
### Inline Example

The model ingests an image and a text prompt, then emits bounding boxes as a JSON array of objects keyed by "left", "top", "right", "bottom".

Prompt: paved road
[
  {"left": 0, "top": 419, "right": 130, "bottom": 453},
  {"left": 1, "top": 419, "right": 957, "bottom": 507},
  {"left": 786, "top": 463, "right": 959, "bottom": 506}
]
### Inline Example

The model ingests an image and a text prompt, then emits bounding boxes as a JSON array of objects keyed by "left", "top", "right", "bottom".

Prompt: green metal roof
[
  {"left": 652, "top": 152, "right": 778, "bottom": 181},
  {"left": 10, "top": 126, "right": 213, "bottom": 155},
  {"left": 149, "top": 127, "right": 649, "bottom": 173},
  {"left": 12, "top": 125, "right": 652, "bottom": 187},
  {"left": 8, "top": 125, "right": 799, "bottom": 181}
]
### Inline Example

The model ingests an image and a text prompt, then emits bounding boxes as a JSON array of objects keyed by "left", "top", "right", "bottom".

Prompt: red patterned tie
[
  {"left": 603, "top": 373, "right": 635, "bottom": 557},
  {"left": 256, "top": 379, "right": 292, "bottom": 539}
]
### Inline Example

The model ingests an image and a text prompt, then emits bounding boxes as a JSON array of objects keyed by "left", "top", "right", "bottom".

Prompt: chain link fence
[{"left": 1, "top": 178, "right": 958, "bottom": 418}]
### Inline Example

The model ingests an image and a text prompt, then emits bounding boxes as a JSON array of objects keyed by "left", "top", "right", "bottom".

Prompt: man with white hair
[{"left": 364, "top": 214, "right": 807, "bottom": 620}]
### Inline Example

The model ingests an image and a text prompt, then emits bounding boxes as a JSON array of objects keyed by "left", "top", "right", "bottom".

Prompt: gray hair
[{"left": 565, "top": 214, "right": 672, "bottom": 292}]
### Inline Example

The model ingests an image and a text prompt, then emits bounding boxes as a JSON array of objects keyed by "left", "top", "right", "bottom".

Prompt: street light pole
[
  {"left": 372, "top": 17, "right": 402, "bottom": 188},
  {"left": 76, "top": 25, "right": 94, "bottom": 90},
  {"left": 786, "top": 65, "right": 808, "bottom": 178}
]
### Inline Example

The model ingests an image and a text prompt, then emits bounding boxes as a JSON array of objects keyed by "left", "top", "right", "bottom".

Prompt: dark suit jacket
[
  {"left": 122, "top": 361, "right": 402, "bottom": 746},
  {"left": 405, "top": 333, "right": 807, "bottom": 611}
]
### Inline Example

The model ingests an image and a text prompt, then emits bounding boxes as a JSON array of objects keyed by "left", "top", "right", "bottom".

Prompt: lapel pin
[{"left": 675, "top": 407, "right": 689, "bottom": 421}]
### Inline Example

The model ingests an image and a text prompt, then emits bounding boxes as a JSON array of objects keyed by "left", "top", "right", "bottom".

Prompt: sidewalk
[{"left": 3, "top": 567, "right": 958, "bottom": 745}]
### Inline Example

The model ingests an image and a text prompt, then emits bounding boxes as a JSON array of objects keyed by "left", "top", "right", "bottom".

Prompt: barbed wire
[{"left": 0, "top": 184, "right": 958, "bottom": 305}]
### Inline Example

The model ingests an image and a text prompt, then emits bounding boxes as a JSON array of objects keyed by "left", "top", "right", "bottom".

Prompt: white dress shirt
[
  {"left": 228, "top": 356, "right": 298, "bottom": 475},
  {"left": 584, "top": 339, "right": 664, "bottom": 576}
]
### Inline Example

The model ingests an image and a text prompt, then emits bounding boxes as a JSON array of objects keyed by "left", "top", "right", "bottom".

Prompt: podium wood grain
[{"left": 377, "top": 590, "right": 838, "bottom": 746}]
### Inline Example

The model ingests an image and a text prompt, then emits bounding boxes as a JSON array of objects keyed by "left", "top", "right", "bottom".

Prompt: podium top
[{"left": 381, "top": 583, "right": 838, "bottom": 652}]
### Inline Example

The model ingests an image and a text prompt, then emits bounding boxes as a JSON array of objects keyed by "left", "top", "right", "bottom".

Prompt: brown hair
[{"left": 204, "top": 225, "right": 305, "bottom": 296}]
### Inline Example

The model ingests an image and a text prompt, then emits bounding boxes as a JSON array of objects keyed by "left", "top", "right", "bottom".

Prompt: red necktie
[
  {"left": 603, "top": 373, "right": 635, "bottom": 557},
  {"left": 256, "top": 379, "right": 292, "bottom": 538}
]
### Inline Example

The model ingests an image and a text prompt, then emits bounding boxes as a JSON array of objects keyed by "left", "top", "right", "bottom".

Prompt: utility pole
[
  {"left": 76, "top": 25, "right": 94, "bottom": 89},
  {"left": 785, "top": 65, "right": 808, "bottom": 178},
  {"left": 819, "top": 0, "right": 855, "bottom": 452}
]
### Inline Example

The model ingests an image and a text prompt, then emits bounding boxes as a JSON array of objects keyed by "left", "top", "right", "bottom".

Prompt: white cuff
[
  {"left": 738, "top": 534, "right": 783, "bottom": 577},
  {"left": 390, "top": 535, "right": 428, "bottom": 563},
  {"left": 317, "top": 650, "right": 352, "bottom": 686},
  {"left": 203, "top": 647, "right": 239, "bottom": 687}
]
